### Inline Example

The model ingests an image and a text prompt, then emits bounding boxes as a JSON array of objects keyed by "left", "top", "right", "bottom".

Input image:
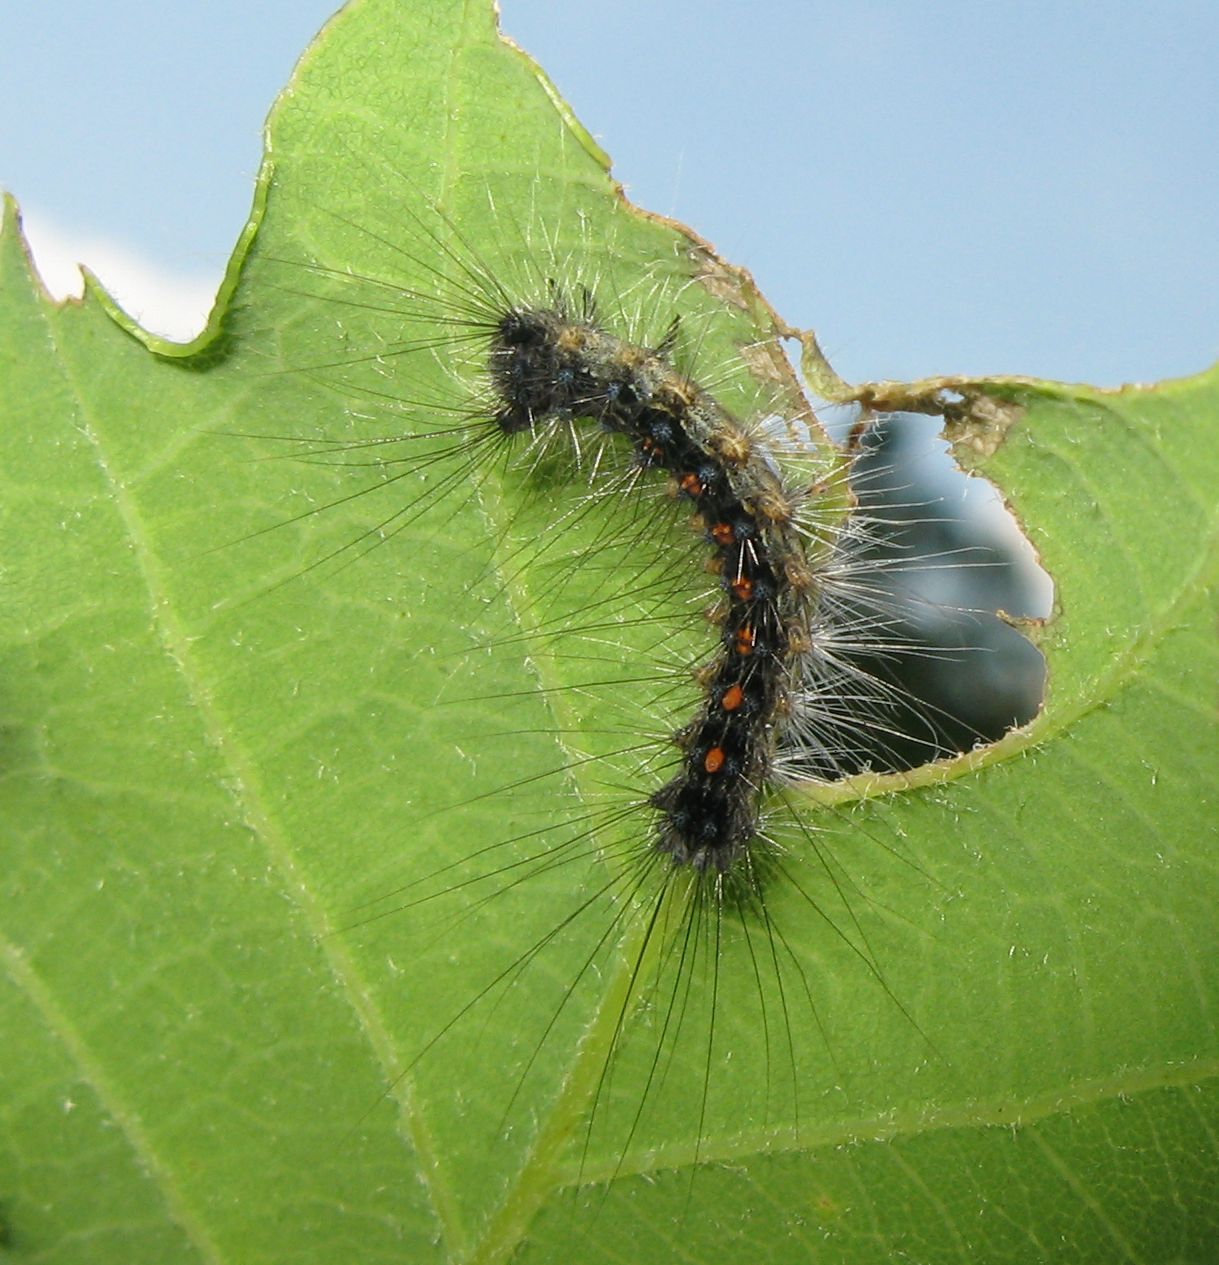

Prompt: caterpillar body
[{"left": 490, "top": 294, "right": 822, "bottom": 872}]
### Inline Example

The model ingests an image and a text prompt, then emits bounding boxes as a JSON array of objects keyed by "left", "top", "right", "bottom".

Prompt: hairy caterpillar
[{"left": 236, "top": 160, "right": 1045, "bottom": 1204}]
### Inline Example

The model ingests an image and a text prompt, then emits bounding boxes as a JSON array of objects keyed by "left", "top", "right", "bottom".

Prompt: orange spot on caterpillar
[
  {"left": 735, "top": 625, "right": 756, "bottom": 656},
  {"left": 731, "top": 577, "right": 754, "bottom": 600},
  {"left": 711, "top": 522, "right": 735, "bottom": 547},
  {"left": 704, "top": 746, "right": 726, "bottom": 774},
  {"left": 679, "top": 472, "right": 705, "bottom": 497},
  {"left": 721, "top": 684, "right": 745, "bottom": 711}
]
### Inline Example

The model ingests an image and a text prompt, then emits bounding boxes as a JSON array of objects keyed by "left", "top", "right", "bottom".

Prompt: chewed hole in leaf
[{"left": 813, "top": 406, "right": 1052, "bottom": 774}]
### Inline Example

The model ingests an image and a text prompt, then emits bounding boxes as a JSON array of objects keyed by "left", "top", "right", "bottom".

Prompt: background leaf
[{"left": 2, "top": 1, "right": 1216, "bottom": 1262}]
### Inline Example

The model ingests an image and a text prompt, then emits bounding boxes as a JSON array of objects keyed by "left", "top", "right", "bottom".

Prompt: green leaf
[{"left": 2, "top": 2, "right": 1216, "bottom": 1263}]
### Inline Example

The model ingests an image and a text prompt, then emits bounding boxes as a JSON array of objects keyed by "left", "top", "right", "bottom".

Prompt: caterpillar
[
  {"left": 240, "top": 164, "right": 1045, "bottom": 1193},
  {"left": 487, "top": 290, "right": 836, "bottom": 871}
]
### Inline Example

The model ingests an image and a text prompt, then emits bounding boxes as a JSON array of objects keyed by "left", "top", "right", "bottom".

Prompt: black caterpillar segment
[{"left": 487, "top": 299, "right": 815, "bottom": 873}]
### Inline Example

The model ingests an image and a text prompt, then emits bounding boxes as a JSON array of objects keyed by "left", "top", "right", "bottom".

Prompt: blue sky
[{"left": 2, "top": 1, "right": 1217, "bottom": 386}]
